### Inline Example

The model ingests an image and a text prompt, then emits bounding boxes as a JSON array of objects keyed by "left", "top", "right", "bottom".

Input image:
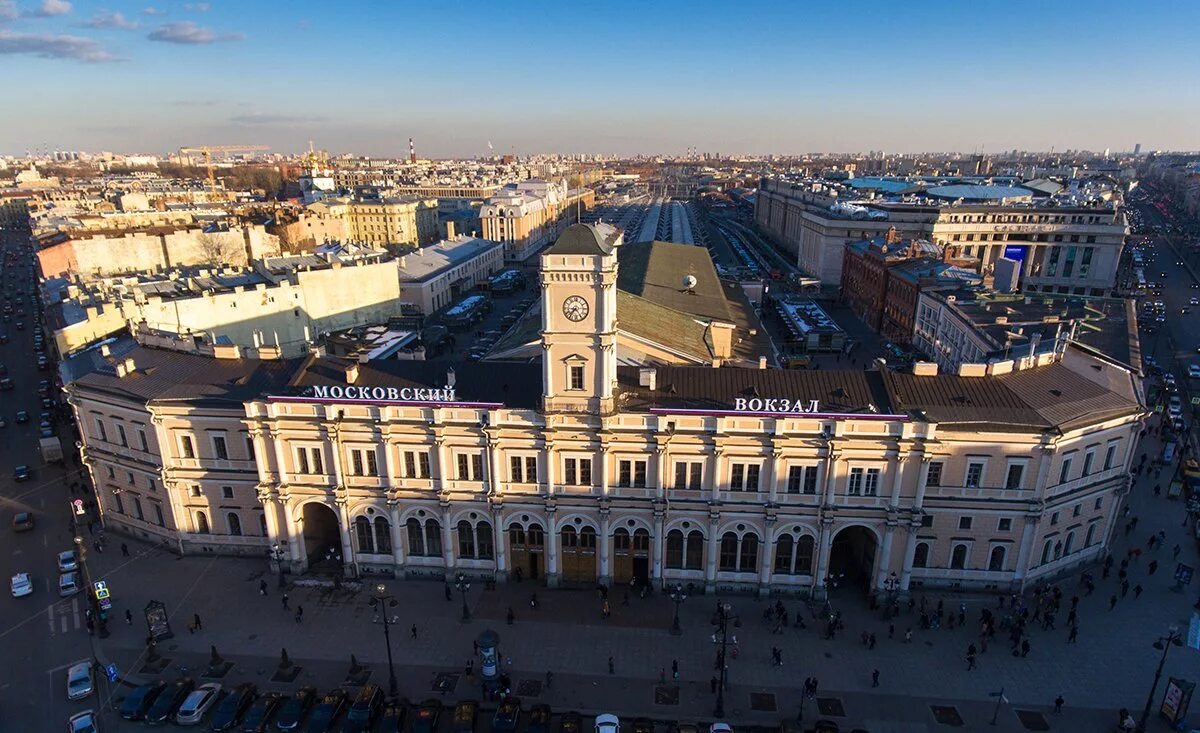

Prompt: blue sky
[{"left": 1, "top": 0, "right": 1197, "bottom": 157}]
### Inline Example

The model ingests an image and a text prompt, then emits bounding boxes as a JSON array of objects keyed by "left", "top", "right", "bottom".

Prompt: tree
[{"left": 196, "top": 232, "right": 239, "bottom": 266}]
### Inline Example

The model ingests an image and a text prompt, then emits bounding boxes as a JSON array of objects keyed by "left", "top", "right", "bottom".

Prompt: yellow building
[
  {"left": 480, "top": 180, "right": 595, "bottom": 262},
  {"left": 332, "top": 196, "right": 439, "bottom": 249}
]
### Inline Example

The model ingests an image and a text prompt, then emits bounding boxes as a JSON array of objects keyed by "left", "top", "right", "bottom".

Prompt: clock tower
[{"left": 540, "top": 223, "right": 619, "bottom": 414}]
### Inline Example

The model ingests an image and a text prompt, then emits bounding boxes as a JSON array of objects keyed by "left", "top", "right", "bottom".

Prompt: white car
[
  {"left": 710, "top": 725, "right": 733, "bottom": 733},
  {"left": 175, "top": 682, "right": 221, "bottom": 725},
  {"left": 57, "top": 550, "right": 78, "bottom": 573},
  {"left": 1168, "top": 395, "right": 1183, "bottom": 418},
  {"left": 66, "top": 660, "right": 95, "bottom": 701},
  {"left": 1189, "top": 364, "right": 1200, "bottom": 379},
  {"left": 67, "top": 710, "right": 99, "bottom": 733},
  {"left": 1191, "top": 297, "right": 1199, "bottom": 306},
  {"left": 58, "top": 571, "right": 80, "bottom": 597},
  {"left": 10, "top": 572, "right": 32, "bottom": 598},
  {"left": 595, "top": 714, "right": 620, "bottom": 733}
]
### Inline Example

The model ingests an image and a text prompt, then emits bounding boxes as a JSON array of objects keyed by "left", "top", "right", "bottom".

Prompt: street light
[
  {"left": 368, "top": 584, "right": 399, "bottom": 698},
  {"left": 269, "top": 543, "right": 287, "bottom": 589},
  {"left": 74, "top": 536, "right": 108, "bottom": 639},
  {"left": 668, "top": 583, "right": 687, "bottom": 635},
  {"left": 1136, "top": 627, "right": 1184, "bottom": 732},
  {"left": 711, "top": 601, "right": 739, "bottom": 718},
  {"left": 882, "top": 572, "right": 900, "bottom": 620},
  {"left": 454, "top": 572, "right": 471, "bottom": 623}
]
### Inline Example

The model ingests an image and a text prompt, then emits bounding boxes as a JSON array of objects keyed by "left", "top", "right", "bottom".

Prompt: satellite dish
[{"left": 682, "top": 274, "right": 698, "bottom": 291}]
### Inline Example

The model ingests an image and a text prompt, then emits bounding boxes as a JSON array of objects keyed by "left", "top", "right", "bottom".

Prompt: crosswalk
[{"left": 46, "top": 596, "right": 81, "bottom": 636}]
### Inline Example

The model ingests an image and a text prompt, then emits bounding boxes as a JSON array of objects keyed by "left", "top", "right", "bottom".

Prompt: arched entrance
[
  {"left": 301, "top": 502, "right": 342, "bottom": 572},
  {"left": 560, "top": 526, "right": 598, "bottom": 583},
  {"left": 507, "top": 523, "right": 545, "bottom": 581},
  {"left": 827, "top": 525, "right": 878, "bottom": 592},
  {"left": 613, "top": 528, "right": 651, "bottom": 587}
]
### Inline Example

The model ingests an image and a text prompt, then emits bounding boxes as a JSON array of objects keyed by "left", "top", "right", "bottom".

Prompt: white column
[
  {"left": 270, "top": 430, "right": 291, "bottom": 485},
  {"left": 388, "top": 501, "right": 405, "bottom": 571},
  {"left": 652, "top": 512, "right": 664, "bottom": 582},
  {"left": 599, "top": 513, "right": 611, "bottom": 582},
  {"left": 487, "top": 438, "right": 501, "bottom": 496},
  {"left": 283, "top": 500, "right": 304, "bottom": 566},
  {"left": 874, "top": 525, "right": 895, "bottom": 589},
  {"left": 381, "top": 438, "right": 399, "bottom": 487},
  {"left": 492, "top": 505, "right": 508, "bottom": 578},
  {"left": 757, "top": 527, "right": 773, "bottom": 592},
  {"left": 655, "top": 446, "right": 668, "bottom": 500},
  {"left": 915, "top": 457, "right": 932, "bottom": 509},
  {"left": 598, "top": 440, "right": 610, "bottom": 497},
  {"left": 899, "top": 527, "right": 919, "bottom": 591},
  {"left": 822, "top": 451, "right": 839, "bottom": 505},
  {"left": 766, "top": 448, "right": 782, "bottom": 502},
  {"left": 545, "top": 512, "right": 560, "bottom": 583},
  {"left": 814, "top": 522, "right": 833, "bottom": 591},
  {"left": 704, "top": 519, "right": 720, "bottom": 591},
  {"left": 1012, "top": 517, "right": 1039, "bottom": 587},
  {"left": 888, "top": 453, "right": 905, "bottom": 507},
  {"left": 433, "top": 437, "right": 449, "bottom": 492},
  {"left": 336, "top": 500, "right": 354, "bottom": 574},
  {"left": 440, "top": 506, "right": 455, "bottom": 571},
  {"left": 544, "top": 443, "right": 556, "bottom": 496}
]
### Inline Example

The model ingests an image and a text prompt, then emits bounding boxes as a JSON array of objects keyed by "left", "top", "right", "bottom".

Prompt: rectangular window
[
  {"left": 1005, "top": 463, "right": 1025, "bottom": 490},
  {"left": 138, "top": 428, "right": 149, "bottom": 452},
  {"left": 366, "top": 451, "right": 378, "bottom": 476},
  {"left": 674, "top": 461, "right": 702, "bottom": 490},
  {"left": 116, "top": 424, "right": 128, "bottom": 447},
  {"left": 147, "top": 477, "right": 156, "bottom": 492},
  {"left": 1082, "top": 450, "right": 1095, "bottom": 476},
  {"left": 564, "top": 458, "right": 591, "bottom": 485},
  {"left": 511, "top": 456, "right": 525, "bottom": 483},
  {"left": 351, "top": 450, "right": 365, "bottom": 476},
  {"left": 633, "top": 460, "right": 646, "bottom": 488},
  {"left": 1050, "top": 512, "right": 1059, "bottom": 525},
  {"left": 1103, "top": 444, "right": 1117, "bottom": 470},
  {"left": 730, "top": 464, "right": 745, "bottom": 491},
  {"left": 786, "top": 466, "right": 804, "bottom": 494},
  {"left": 998, "top": 518, "right": 1012, "bottom": 531},
  {"left": 126, "top": 471, "right": 135, "bottom": 485},
  {"left": 180, "top": 435, "right": 195, "bottom": 459},
  {"left": 524, "top": 456, "right": 537, "bottom": 484},
  {"left": 568, "top": 365, "right": 584, "bottom": 390},
  {"left": 1094, "top": 497, "right": 1103, "bottom": 510},
  {"left": 94, "top": 418, "right": 107, "bottom": 442},
  {"left": 245, "top": 435, "right": 255, "bottom": 459},
  {"left": 296, "top": 447, "right": 310, "bottom": 475},
  {"left": 1073, "top": 504, "right": 1081, "bottom": 517},
  {"left": 212, "top": 435, "right": 228, "bottom": 460},
  {"left": 958, "top": 516, "right": 973, "bottom": 530},
  {"left": 921, "top": 514, "right": 934, "bottom": 527},
  {"left": 618, "top": 460, "right": 632, "bottom": 488},
  {"left": 457, "top": 454, "right": 469, "bottom": 480},
  {"left": 965, "top": 460, "right": 985, "bottom": 488},
  {"left": 154, "top": 504, "right": 165, "bottom": 527},
  {"left": 472, "top": 454, "right": 484, "bottom": 481},
  {"left": 311, "top": 448, "right": 323, "bottom": 474},
  {"left": 926, "top": 461, "right": 943, "bottom": 487},
  {"left": 847, "top": 467, "right": 864, "bottom": 495},
  {"left": 1059, "top": 456, "right": 1073, "bottom": 483},
  {"left": 222, "top": 486, "right": 234, "bottom": 499},
  {"left": 863, "top": 468, "right": 880, "bottom": 496}
]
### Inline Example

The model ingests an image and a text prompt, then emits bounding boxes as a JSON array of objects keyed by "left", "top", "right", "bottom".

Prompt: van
[{"left": 1162, "top": 441, "right": 1178, "bottom": 464}]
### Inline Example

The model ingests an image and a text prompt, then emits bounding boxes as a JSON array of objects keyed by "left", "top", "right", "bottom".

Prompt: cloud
[
  {"left": 0, "top": 28, "right": 119, "bottom": 61},
  {"left": 0, "top": 1, "right": 17, "bottom": 22},
  {"left": 230, "top": 113, "right": 326, "bottom": 125},
  {"left": 26, "top": 0, "right": 72, "bottom": 17},
  {"left": 142, "top": 6, "right": 165, "bottom": 15},
  {"left": 183, "top": 2, "right": 210, "bottom": 10},
  {"left": 82, "top": 11, "right": 138, "bottom": 29},
  {"left": 147, "top": 21, "right": 241, "bottom": 44}
]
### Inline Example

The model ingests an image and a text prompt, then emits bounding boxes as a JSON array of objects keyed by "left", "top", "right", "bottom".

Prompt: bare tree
[{"left": 196, "top": 232, "right": 239, "bottom": 266}]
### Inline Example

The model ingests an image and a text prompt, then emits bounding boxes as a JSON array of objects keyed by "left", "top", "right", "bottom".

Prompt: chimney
[
  {"left": 638, "top": 367, "right": 656, "bottom": 391},
  {"left": 758, "top": 356, "right": 768, "bottom": 370},
  {"left": 115, "top": 357, "right": 136, "bottom": 378},
  {"left": 345, "top": 363, "right": 359, "bottom": 384},
  {"left": 100, "top": 343, "right": 112, "bottom": 358}
]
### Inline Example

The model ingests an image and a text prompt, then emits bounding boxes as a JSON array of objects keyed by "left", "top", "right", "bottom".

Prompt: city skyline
[{"left": 1, "top": 0, "right": 1199, "bottom": 157}]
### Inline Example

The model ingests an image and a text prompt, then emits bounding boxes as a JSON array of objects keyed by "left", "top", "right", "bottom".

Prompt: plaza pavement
[{"left": 82, "top": 423, "right": 1200, "bottom": 732}]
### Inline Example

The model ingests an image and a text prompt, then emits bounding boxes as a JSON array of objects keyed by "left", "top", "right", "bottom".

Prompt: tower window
[{"left": 568, "top": 365, "right": 584, "bottom": 390}]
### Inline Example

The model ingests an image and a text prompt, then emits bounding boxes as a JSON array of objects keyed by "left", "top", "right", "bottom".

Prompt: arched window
[
  {"left": 988, "top": 545, "right": 1006, "bottom": 571},
  {"left": 614, "top": 529, "right": 631, "bottom": 554},
  {"left": 913, "top": 542, "right": 929, "bottom": 568},
  {"left": 476, "top": 522, "right": 494, "bottom": 560},
  {"left": 774, "top": 535, "right": 794, "bottom": 574},
  {"left": 666, "top": 530, "right": 684, "bottom": 569},
  {"left": 1053, "top": 541, "right": 1063, "bottom": 560},
  {"left": 1084, "top": 524, "right": 1097, "bottom": 547},
  {"left": 406, "top": 518, "right": 425, "bottom": 556},
  {"left": 1064, "top": 531, "right": 1076, "bottom": 555},
  {"left": 259, "top": 513, "right": 268, "bottom": 537},
  {"left": 950, "top": 543, "right": 967, "bottom": 569},
  {"left": 719, "top": 532, "right": 738, "bottom": 571},
  {"left": 795, "top": 535, "right": 815, "bottom": 574},
  {"left": 458, "top": 520, "right": 477, "bottom": 558},
  {"left": 425, "top": 519, "right": 442, "bottom": 556},
  {"left": 375, "top": 517, "right": 392, "bottom": 554},
  {"left": 527, "top": 524, "right": 545, "bottom": 547},
  {"left": 355, "top": 516, "right": 374, "bottom": 554},
  {"left": 227, "top": 512, "right": 241, "bottom": 536},
  {"left": 685, "top": 530, "right": 704, "bottom": 570},
  {"left": 561, "top": 526, "right": 578, "bottom": 548},
  {"left": 195, "top": 510, "right": 210, "bottom": 534},
  {"left": 739, "top": 533, "right": 759, "bottom": 573},
  {"left": 1041, "top": 539, "right": 1053, "bottom": 565},
  {"left": 633, "top": 529, "right": 650, "bottom": 552},
  {"left": 580, "top": 526, "right": 597, "bottom": 549}
]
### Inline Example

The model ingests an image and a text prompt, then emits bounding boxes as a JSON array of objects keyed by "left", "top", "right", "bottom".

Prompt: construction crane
[{"left": 179, "top": 145, "right": 270, "bottom": 194}]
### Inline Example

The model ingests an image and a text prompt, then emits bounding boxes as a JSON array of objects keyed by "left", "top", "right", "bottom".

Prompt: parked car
[
  {"left": 67, "top": 710, "right": 100, "bottom": 733},
  {"left": 411, "top": 700, "right": 443, "bottom": 733},
  {"left": 12, "top": 511, "right": 33, "bottom": 530},
  {"left": 632, "top": 720, "right": 654, "bottom": 733},
  {"left": 58, "top": 571, "right": 80, "bottom": 597},
  {"left": 528, "top": 705, "right": 552, "bottom": 733},
  {"left": 210, "top": 681, "right": 256, "bottom": 730},
  {"left": 273, "top": 687, "right": 317, "bottom": 731},
  {"left": 15, "top": 410, "right": 28, "bottom": 423},
  {"left": 492, "top": 698, "right": 521, "bottom": 732},
  {"left": 595, "top": 715, "right": 620, "bottom": 733},
  {"left": 239, "top": 691, "right": 282, "bottom": 733},
  {"left": 13, "top": 464, "right": 29, "bottom": 481},
  {"left": 145, "top": 677, "right": 195, "bottom": 725},
  {"left": 339, "top": 684, "right": 382, "bottom": 732},
  {"left": 120, "top": 681, "right": 168, "bottom": 721},
  {"left": 376, "top": 703, "right": 407, "bottom": 733},
  {"left": 561, "top": 712, "right": 584, "bottom": 733},
  {"left": 303, "top": 689, "right": 347, "bottom": 733},
  {"left": 175, "top": 682, "right": 222, "bottom": 725},
  {"left": 1189, "top": 364, "right": 1200, "bottom": 380},
  {"left": 452, "top": 700, "right": 478, "bottom": 733},
  {"left": 57, "top": 550, "right": 78, "bottom": 572},
  {"left": 10, "top": 572, "right": 33, "bottom": 597}
]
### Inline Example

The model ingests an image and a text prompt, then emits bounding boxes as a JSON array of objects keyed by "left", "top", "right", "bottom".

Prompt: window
[
  {"left": 227, "top": 512, "right": 242, "bottom": 536},
  {"left": 375, "top": 517, "right": 392, "bottom": 554},
  {"left": 126, "top": 471, "right": 135, "bottom": 485},
  {"left": 221, "top": 486, "right": 234, "bottom": 499},
  {"left": 116, "top": 424, "right": 128, "bottom": 447},
  {"left": 403, "top": 450, "right": 431, "bottom": 479},
  {"left": 958, "top": 516, "right": 973, "bottom": 530},
  {"left": 113, "top": 493, "right": 124, "bottom": 514},
  {"left": 998, "top": 518, "right": 1012, "bottom": 531},
  {"left": 106, "top": 465, "right": 115, "bottom": 479},
  {"left": 457, "top": 520, "right": 476, "bottom": 558},
  {"left": 926, "top": 461, "right": 943, "bottom": 487},
  {"left": 666, "top": 529, "right": 705, "bottom": 570},
  {"left": 786, "top": 465, "right": 819, "bottom": 494},
  {"left": 1050, "top": 511, "right": 1059, "bottom": 526},
  {"left": 259, "top": 514, "right": 268, "bottom": 536},
  {"left": 180, "top": 434, "right": 195, "bottom": 459},
  {"left": 195, "top": 511, "right": 210, "bottom": 534},
  {"left": 212, "top": 435, "right": 228, "bottom": 461},
  {"left": 1082, "top": 448, "right": 1097, "bottom": 476},
  {"left": 988, "top": 546, "right": 1006, "bottom": 571},
  {"left": 1064, "top": 530, "right": 1076, "bottom": 555},
  {"left": 1103, "top": 443, "right": 1117, "bottom": 471},
  {"left": 719, "top": 533, "right": 738, "bottom": 571},
  {"left": 568, "top": 365, "right": 584, "bottom": 390},
  {"left": 774, "top": 535, "right": 794, "bottom": 573},
  {"left": 1041, "top": 539, "right": 1053, "bottom": 564},
  {"left": 1085, "top": 523, "right": 1097, "bottom": 546},
  {"left": 349, "top": 449, "right": 378, "bottom": 477},
  {"left": 920, "top": 514, "right": 934, "bottom": 528},
  {"left": 476, "top": 522, "right": 494, "bottom": 560},
  {"left": 1059, "top": 456, "right": 1073, "bottom": 483},
  {"left": 729, "top": 463, "right": 760, "bottom": 491},
  {"left": 94, "top": 418, "right": 107, "bottom": 442},
  {"left": 147, "top": 477, "right": 156, "bottom": 492},
  {"left": 1004, "top": 463, "right": 1025, "bottom": 490},
  {"left": 457, "top": 453, "right": 484, "bottom": 481},
  {"left": 406, "top": 518, "right": 425, "bottom": 556},
  {"left": 863, "top": 468, "right": 880, "bottom": 496},
  {"left": 425, "top": 520, "right": 442, "bottom": 556},
  {"left": 296, "top": 447, "right": 309, "bottom": 474},
  {"left": 356, "top": 516, "right": 375, "bottom": 553},
  {"left": 295, "top": 447, "right": 322, "bottom": 474},
  {"left": 719, "top": 532, "right": 758, "bottom": 572},
  {"left": 617, "top": 459, "right": 647, "bottom": 488},
  {"left": 965, "top": 460, "right": 985, "bottom": 488},
  {"left": 674, "top": 462, "right": 702, "bottom": 490},
  {"left": 366, "top": 451, "right": 378, "bottom": 476},
  {"left": 1073, "top": 504, "right": 1081, "bottom": 517},
  {"left": 847, "top": 467, "right": 864, "bottom": 495},
  {"left": 137, "top": 428, "right": 149, "bottom": 452},
  {"left": 132, "top": 497, "right": 144, "bottom": 521},
  {"left": 913, "top": 542, "right": 929, "bottom": 568},
  {"left": 245, "top": 435, "right": 255, "bottom": 460},
  {"left": 1094, "top": 497, "right": 1103, "bottom": 511},
  {"left": 950, "top": 544, "right": 968, "bottom": 569},
  {"left": 154, "top": 504, "right": 165, "bottom": 527},
  {"left": 739, "top": 534, "right": 759, "bottom": 572}
]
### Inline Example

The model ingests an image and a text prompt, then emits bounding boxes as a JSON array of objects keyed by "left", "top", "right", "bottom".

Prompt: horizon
[{"left": 2, "top": 0, "right": 1198, "bottom": 157}]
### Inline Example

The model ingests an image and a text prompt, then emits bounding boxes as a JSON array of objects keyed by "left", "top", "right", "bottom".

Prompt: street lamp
[
  {"left": 668, "top": 583, "right": 687, "bottom": 635},
  {"left": 882, "top": 572, "right": 900, "bottom": 620},
  {"left": 454, "top": 572, "right": 471, "bottom": 622},
  {"left": 368, "top": 584, "right": 399, "bottom": 698},
  {"left": 269, "top": 543, "right": 287, "bottom": 589},
  {"left": 74, "top": 536, "right": 108, "bottom": 639},
  {"left": 1136, "top": 627, "right": 1184, "bottom": 732},
  {"left": 711, "top": 601, "right": 739, "bottom": 718}
]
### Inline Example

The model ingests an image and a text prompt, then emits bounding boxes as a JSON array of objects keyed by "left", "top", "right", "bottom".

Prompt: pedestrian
[
  {"left": 411, "top": 624, "right": 418, "bottom": 639},
  {"left": 93, "top": 540, "right": 102, "bottom": 553},
  {"left": 602, "top": 600, "right": 610, "bottom": 619},
  {"left": 259, "top": 580, "right": 268, "bottom": 596},
  {"left": 121, "top": 542, "right": 129, "bottom": 557},
  {"left": 1021, "top": 639, "right": 1030, "bottom": 657},
  {"left": 1134, "top": 584, "right": 1144, "bottom": 599},
  {"left": 672, "top": 659, "right": 679, "bottom": 679},
  {"left": 888, "top": 623, "right": 895, "bottom": 639},
  {"left": 1054, "top": 695, "right": 1064, "bottom": 714},
  {"left": 125, "top": 609, "right": 133, "bottom": 625},
  {"left": 904, "top": 628, "right": 913, "bottom": 643},
  {"left": 1149, "top": 560, "right": 1158, "bottom": 575},
  {"left": 967, "top": 652, "right": 976, "bottom": 671},
  {"left": 608, "top": 656, "right": 614, "bottom": 675},
  {"left": 281, "top": 593, "right": 289, "bottom": 610},
  {"left": 294, "top": 606, "right": 303, "bottom": 623},
  {"left": 868, "top": 632, "right": 876, "bottom": 650},
  {"left": 530, "top": 593, "right": 539, "bottom": 609},
  {"left": 1109, "top": 595, "right": 1118, "bottom": 611},
  {"left": 1121, "top": 579, "right": 1130, "bottom": 597},
  {"left": 872, "top": 669, "right": 880, "bottom": 687},
  {"left": 193, "top": 613, "right": 202, "bottom": 631}
]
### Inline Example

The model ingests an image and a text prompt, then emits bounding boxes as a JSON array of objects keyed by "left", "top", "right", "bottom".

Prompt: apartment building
[
  {"left": 479, "top": 180, "right": 595, "bottom": 262},
  {"left": 330, "top": 196, "right": 439, "bottom": 249}
]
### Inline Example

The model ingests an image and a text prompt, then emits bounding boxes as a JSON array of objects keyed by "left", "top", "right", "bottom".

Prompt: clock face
[{"left": 562, "top": 295, "right": 589, "bottom": 322}]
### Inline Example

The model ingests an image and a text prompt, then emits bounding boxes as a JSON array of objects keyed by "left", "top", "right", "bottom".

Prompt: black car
[
  {"left": 491, "top": 698, "right": 520, "bottom": 732},
  {"left": 560, "top": 711, "right": 583, "bottom": 733},
  {"left": 452, "top": 700, "right": 477, "bottom": 733},
  {"left": 527, "top": 705, "right": 551, "bottom": 733},
  {"left": 411, "top": 700, "right": 443, "bottom": 733},
  {"left": 120, "top": 680, "right": 167, "bottom": 720},
  {"left": 303, "top": 689, "right": 347, "bottom": 733},
  {"left": 211, "top": 682, "right": 257, "bottom": 730},
  {"left": 632, "top": 719, "right": 654, "bottom": 733},
  {"left": 376, "top": 703, "right": 407, "bottom": 733},
  {"left": 13, "top": 465, "right": 30, "bottom": 481},
  {"left": 274, "top": 687, "right": 317, "bottom": 731},
  {"left": 241, "top": 691, "right": 282, "bottom": 733},
  {"left": 339, "top": 684, "right": 382, "bottom": 732},
  {"left": 145, "top": 677, "right": 195, "bottom": 725}
]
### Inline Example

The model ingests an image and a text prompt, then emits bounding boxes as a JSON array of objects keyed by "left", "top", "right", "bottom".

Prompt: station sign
[
  {"left": 268, "top": 384, "right": 504, "bottom": 410},
  {"left": 651, "top": 399, "right": 909, "bottom": 421}
]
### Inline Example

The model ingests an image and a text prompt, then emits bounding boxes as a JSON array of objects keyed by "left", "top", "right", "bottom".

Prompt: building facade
[
  {"left": 479, "top": 180, "right": 595, "bottom": 262},
  {"left": 67, "top": 226, "right": 1144, "bottom": 599},
  {"left": 333, "top": 197, "right": 439, "bottom": 249},
  {"left": 397, "top": 236, "right": 506, "bottom": 314}
]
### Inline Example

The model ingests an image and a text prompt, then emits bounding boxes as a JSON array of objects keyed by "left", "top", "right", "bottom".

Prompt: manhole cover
[
  {"left": 750, "top": 692, "right": 777, "bottom": 712},
  {"left": 816, "top": 698, "right": 845, "bottom": 717},
  {"left": 930, "top": 705, "right": 964, "bottom": 726},
  {"left": 654, "top": 686, "right": 679, "bottom": 705},
  {"left": 1014, "top": 710, "right": 1050, "bottom": 731},
  {"left": 432, "top": 672, "right": 459, "bottom": 694},
  {"left": 516, "top": 679, "right": 543, "bottom": 697}
]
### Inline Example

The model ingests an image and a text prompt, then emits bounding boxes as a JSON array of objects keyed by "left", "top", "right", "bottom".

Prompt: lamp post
[
  {"left": 882, "top": 572, "right": 900, "bottom": 620},
  {"left": 269, "top": 543, "right": 287, "bottom": 589},
  {"left": 711, "top": 601, "right": 739, "bottom": 719},
  {"left": 368, "top": 584, "right": 399, "bottom": 698},
  {"left": 74, "top": 536, "right": 108, "bottom": 639},
  {"left": 1136, "top": 627, "right": 1184, "bottom": 732},
  {"left": 454, "top": 572, "right": 471, "bottom": 623},
  {"left": 668, "top": 583, "right": 687, "bottom": 635}
]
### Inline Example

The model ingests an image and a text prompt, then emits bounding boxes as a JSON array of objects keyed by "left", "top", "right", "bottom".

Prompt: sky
[{"left": 1, "top": 0, "right": 1198, "bottom": 158}]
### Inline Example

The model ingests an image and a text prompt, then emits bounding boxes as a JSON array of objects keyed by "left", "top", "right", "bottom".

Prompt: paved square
[
  {"left": 749, "top": 692, "right": 776, "bottom": 711},
  {"left": 930, "top": 705, "right": 964, "bottom": 726}
]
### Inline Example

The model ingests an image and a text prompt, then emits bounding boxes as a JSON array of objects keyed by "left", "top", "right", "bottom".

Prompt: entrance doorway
[
  {"left": 612, "top": 528, "right": 652, "bottom": 587},
  {"left": 827, "top": 525, "right": 878, "bottom": 593},
  {"left": 560, "top": 526, "right": 598, "bottom": 583},
  {"left": 301, "top": 502, "right": 342, "bottom": 572},
  {"left": 507, "top": 524, "right": 545, "bottom": 581}
]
